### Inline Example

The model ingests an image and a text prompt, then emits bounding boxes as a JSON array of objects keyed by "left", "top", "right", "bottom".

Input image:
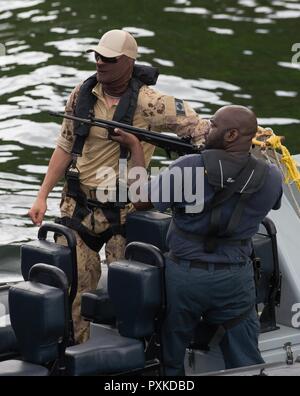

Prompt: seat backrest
[
  {"left": 21, "top": 223, "right": 78, "bottom": 306},
  {"left": 21, "top": 241, "right": 73, "bottom": 285},
  {"left": 108, "top": 242, "right": 165, "bottom": 339},
  {"left": 126, "top": 211, "right": 171, "bottom": 253},
  {"left": 252, "top": 217, "right": 281, "bottom": 332},
  {"left": 253, "top": 218, "right": 281, "bottom": 305},
  {"left": 125, "top": 241, "right": 165, "bottom": 269},
  {"left": 9, "top": 264, "right": 69, "bottom": 365}
]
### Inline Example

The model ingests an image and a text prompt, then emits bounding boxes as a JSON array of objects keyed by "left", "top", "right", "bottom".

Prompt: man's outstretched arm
[{"left": 28, "top": 146, "right": 72, "bottom": 225}]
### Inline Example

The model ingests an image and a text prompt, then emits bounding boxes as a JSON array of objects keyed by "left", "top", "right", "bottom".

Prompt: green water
[{"left": 0, "top": 0, "right": 299, "bottom": 245}]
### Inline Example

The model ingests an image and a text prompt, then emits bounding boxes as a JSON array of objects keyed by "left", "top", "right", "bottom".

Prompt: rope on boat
[
  {"left": 252, "top": 127, "right": 300, "bottom": 218},
  {"left": 253, "top": 127, "right": 300, "bottom": 192}
]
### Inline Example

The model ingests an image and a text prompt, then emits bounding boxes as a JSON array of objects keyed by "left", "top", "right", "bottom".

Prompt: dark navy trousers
[{"left": 162, "top": 257, "right": 264, "bottom": 376}]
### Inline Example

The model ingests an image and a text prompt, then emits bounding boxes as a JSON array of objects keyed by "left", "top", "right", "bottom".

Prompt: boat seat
[
  {"left": 21, "top": 224, "right": 77, "bottom": 286},
  {"left": 0, "top": 265, "right": 69, "bottom": 377},
  {"left": 0, "top": 360, "right": 49, "bottom": 376},
  {"left": 20, "top": 223, "right": 78, "bottom": 310},
  {"left": 0, "top": 316, "right": 18, "bottom": 357},
  {"left": 65, "top": 326, "right": 144, "bottom": 376},
  {"left": 81, "top": 290, "right": 115, "bottom": 325},
  {"left": 66, "top": 246, "right": 165, "bottom": 376},
  {"left": 126, "top": 211, "right": 171, "bottom": 253},
  {"left": 81, "top": 213, "right": 170, "bottom": 327}
]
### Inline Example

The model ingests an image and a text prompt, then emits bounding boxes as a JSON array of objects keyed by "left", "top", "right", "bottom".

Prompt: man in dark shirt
[{"left": 111, "top": 105, "right": 283, "bottom": 375}]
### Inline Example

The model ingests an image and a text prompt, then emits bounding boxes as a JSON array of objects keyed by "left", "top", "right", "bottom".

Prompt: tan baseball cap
[{"left": 87, "top": 29, "right": 138, "bottom": 60}]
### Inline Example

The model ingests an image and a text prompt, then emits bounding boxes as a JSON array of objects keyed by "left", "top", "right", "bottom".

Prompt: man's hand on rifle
[
  {"left": 111, "top": 128, "right": 152, "bottom": 211},
  {"left": 111, "top": 128, "right": 146, "bottom": 170},
  {"left": 110, "top": 128, "right": 142, "bottom": 150}
]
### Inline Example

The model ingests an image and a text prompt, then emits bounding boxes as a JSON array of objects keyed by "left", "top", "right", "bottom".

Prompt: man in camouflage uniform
[{"left": 28, "top": 29, "right": 210, "bottom": 343}]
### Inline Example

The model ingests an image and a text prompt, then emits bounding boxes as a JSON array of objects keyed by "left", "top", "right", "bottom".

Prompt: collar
[
  {"left": 202, "top": 150, "right": 251, "bottom": 189},
  {"left": 92, "top": 83, "right": 119, "bottom": 107},
  {"left": 92, "top": 82, "right": 105, "bottom": 101}
]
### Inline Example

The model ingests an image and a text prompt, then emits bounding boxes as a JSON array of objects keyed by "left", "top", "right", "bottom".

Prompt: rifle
[{"left": 49, "top": 111, "right": 203, "bottom": 157}]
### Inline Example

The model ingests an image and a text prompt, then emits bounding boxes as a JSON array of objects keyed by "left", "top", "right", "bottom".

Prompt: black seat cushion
[
  {"left": 0, "top": 316, "right": 18, "bottom": 355},
  {"left": 9, "top": 281, "right": 65, "bottom": 364},
  {"left": 65, "top": 326, "right": 145, "bottom": 376},
  {"left": 108, "top": 261, "right": 161, "bottom": 339},
  {"left": 252, "top": 232, "right": 276, "bottom": 304},
  {"left": 0, "top": 360, "right": 49, "bottom": 376},
  {"left": 126, "top": 211, "right": 171, "bottom": 252},
  {"left": 21, "top": 241, "right": 73, "bottom": 285},
  {"left": 81, "top": 290, "right": 115, "bottom": 325}
]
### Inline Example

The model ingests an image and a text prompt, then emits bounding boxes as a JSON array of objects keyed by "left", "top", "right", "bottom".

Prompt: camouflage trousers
[{"left": 56, "top": 195, "right": 133, "bottom": 344}]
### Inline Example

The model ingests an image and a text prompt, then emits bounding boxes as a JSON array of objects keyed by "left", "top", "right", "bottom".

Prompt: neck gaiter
[{"left": 96, "top": 55, "right": 134, "bottom": 97}]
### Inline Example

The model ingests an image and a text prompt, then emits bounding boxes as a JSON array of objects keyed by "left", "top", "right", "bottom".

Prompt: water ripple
[
  {"left": 164, "top": 7, "right": 210, "bottom": 15},
  {"left": 258, "top": 117, "right": 300, "bottom": 125},
  {"left": 18, "top": 165, "right": 48, "bottom": 174},
  {"left": 16, "top": 9, "right": 41, "bottom": 19},
  {"left": 278, "top": 62, "right": 300, "bottom": 71},
  {"left": 275, "top": 90, "right": 298, "bottom": 97},
  {"left": 31, "top": 14, "right": 57, "bottom": 22},
  {"left": 270, "top": 10, "right": 300, "bottom": 18},
  {"left": 153, "top": 58, "right": 174, "bottom": 67},
  {"left": 45, "top": 37, "right": 98, "bottom": 54},
  {"left": 0, "top": 65, "right": 90, "bottom": 95},
  {"left": 0, "top": 0, "right": 44, "bottom": 13},
  {"left": 0, "top": 12, "right": 13, "bottom": 20},
  {"left": 156, "top": 75, "right": 240, "bottom": 108},
  {"left": 208, "top": 27, "right": 235, "bottom": 35},
  {"left": 0, "top": 119, "right": 59, "bottom": 148},
  {"left": 0, "top": 51, "right": 53, "bottom": 67},
  {"left": 123, "top": 27, "right": 155, "bottom": 38}
]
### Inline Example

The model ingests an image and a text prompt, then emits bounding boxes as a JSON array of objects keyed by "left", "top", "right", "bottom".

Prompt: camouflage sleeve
[
  {"left": 138, "top": 86, "right": 210, "bottom": 148},
  {"left": 56, "top": 83, "right": 82, "bottom": 154}
]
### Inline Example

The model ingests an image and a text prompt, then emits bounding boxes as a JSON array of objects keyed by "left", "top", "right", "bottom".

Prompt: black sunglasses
[{"left": 95, "top": 53, "right": 118, "bottom": 64}]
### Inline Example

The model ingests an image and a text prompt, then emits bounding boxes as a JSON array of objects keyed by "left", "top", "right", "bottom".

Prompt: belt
[
  {"left": 168, "top": 253, "right": 245, "bottom": 271},
  {"left": 87, "top": 199, "right": 116, "bottom": 210},
  {"left": 81, "top": 187, "right": 129, "bottom": 209}
]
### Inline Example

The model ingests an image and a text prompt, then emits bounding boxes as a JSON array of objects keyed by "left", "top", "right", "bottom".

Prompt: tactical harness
[{"left": 56, "top": 65, "right": 159, "bottom": 252}]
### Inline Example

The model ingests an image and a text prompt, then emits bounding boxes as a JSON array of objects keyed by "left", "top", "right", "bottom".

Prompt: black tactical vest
[{"left": 71, "top": 65, "right": 159, "bottom": 159}]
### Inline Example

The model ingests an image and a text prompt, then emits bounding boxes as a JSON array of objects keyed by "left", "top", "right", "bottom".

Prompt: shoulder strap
[
  {"left": 204, "top": 157, "right": 268, "bottom": 252},
  {"left": 206, "top": 155, "right": 255, "bottom": 209},
  {"left": 113, "top": 64, "right": 158, "bottom": 159},
  {"left": 112, "top": 77, "right": 144, "bottom": 160},
  {"left": 72, "top": 74, "right": 98, "bottom": 156},
  {"left": 223, "top": 158, "right": 269, "bottom": 237},
  {"left": 204, "top": 155, "right": 255, "bottom": 251}
]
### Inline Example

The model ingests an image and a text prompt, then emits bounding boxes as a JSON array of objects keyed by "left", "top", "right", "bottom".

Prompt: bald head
[
  {"left": 215, "top": 105, "right": 257, "bottom": 137},
  {"left": 206, "top": 105, "right": 257, "bottom": 152}
]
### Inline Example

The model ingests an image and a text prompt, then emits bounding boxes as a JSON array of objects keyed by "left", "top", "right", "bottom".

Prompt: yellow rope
[{"left": 253, "top": 128, "right": 300, "bottom": 192}]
